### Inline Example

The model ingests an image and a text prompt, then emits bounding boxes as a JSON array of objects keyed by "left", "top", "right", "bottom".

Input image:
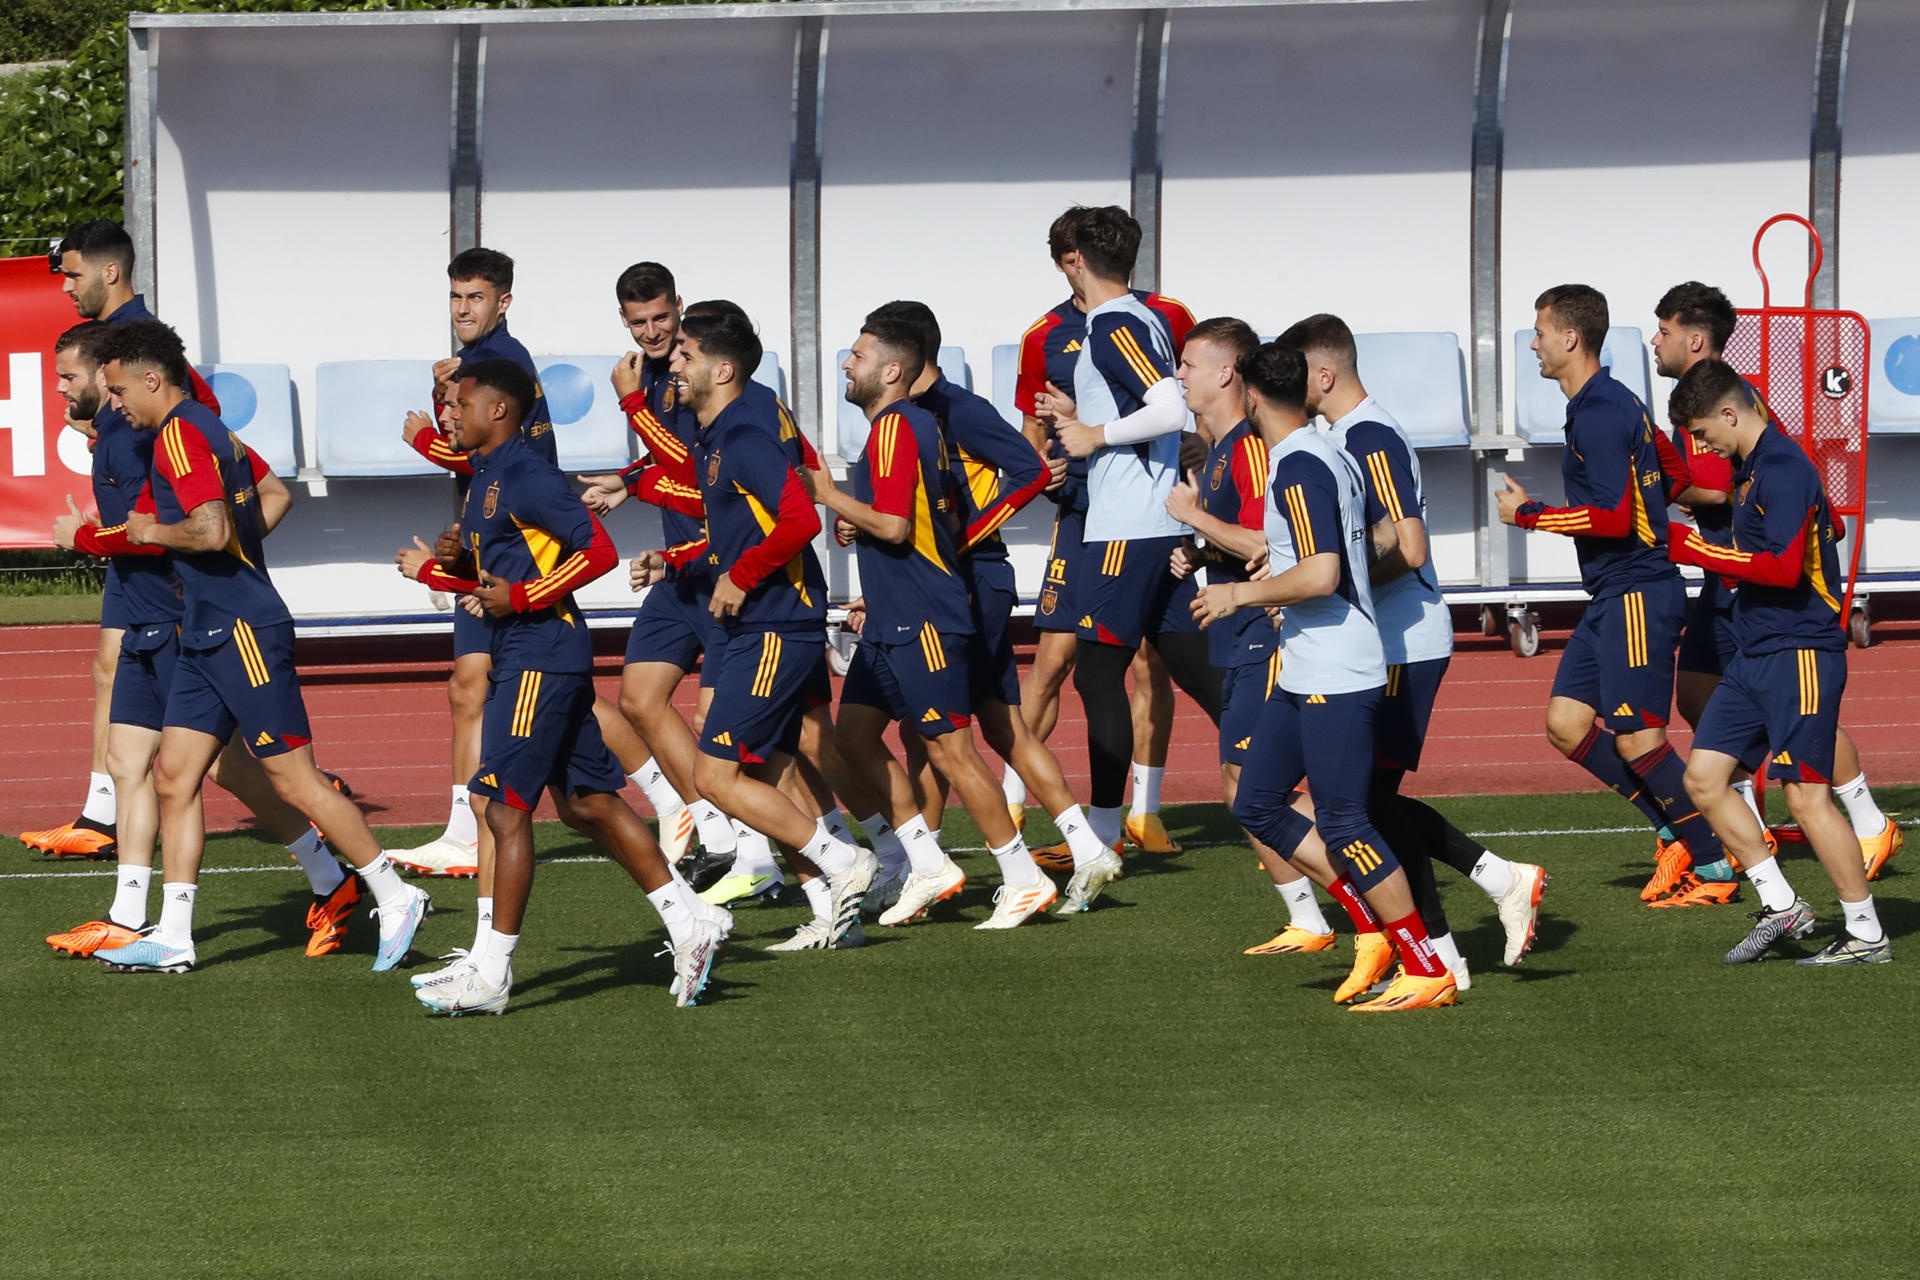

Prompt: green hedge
[{"left": 0, "top": 1, "right": 735, "bottom": 254}]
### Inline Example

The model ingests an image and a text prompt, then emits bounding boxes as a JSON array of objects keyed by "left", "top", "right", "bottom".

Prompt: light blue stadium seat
[
  {"left": 832, "top": 345, "right": 970, "bottom": 458},
  {"left": 196, "top": 364, "right": 298, "bottom": 477},
  {"left": 1867, "top": 318, "right": 1920, "bottom": 434},
  {"left": 1512, "top": 325, "right": 1652, "bottom": 444},
  {"left": 991, "top": 343, "right": 1021, "bottom": 429},
  {"left": 1351, "top": 332, "right": 1471, "bottom": 447},
  {"left": 535, "top": 355, "right": 631, "bottom": 471},
  {"left": 315, "top": 360, "right": 444, "bottom": 477},
  {"left": 753, "top": 352, "right": 785, "bottom": 400}
]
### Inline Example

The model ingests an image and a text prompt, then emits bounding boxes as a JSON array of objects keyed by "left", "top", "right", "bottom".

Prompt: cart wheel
[
  {"left": 1849, "top": 600, "right": 1872, "bottom": 649},
  {"left": 1508, "top": 612, "right": 1541, "bottom": 658},
  {"left": 1480, "top": 605, "right": 1501, "bottom": 637}
]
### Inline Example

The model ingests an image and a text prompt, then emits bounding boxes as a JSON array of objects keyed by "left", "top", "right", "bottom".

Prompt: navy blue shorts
[
  {"left": 1374, "top": 655, "right": 1450, "bottom": 772},
  {"left": 1231, "top": 682, "right": 1396, "bottom": 876},
  {"left": 110, "top": 622, "right": 180, "bottom": 732},
  {"left": 453, "top": 602, "right": 491, "bottom": 660},
  {"left": 1694, "top": 647, "right": 1847, "bottom": 784},
  {"left": 842, "top": 623, "right": 974, "bottom": 739},
  {"left": 1219, "top": 653, "right": 1282, "bottom": 766},
  {"left": 164, "top": 620, "right": 312, "bottom": 757},
  {"left": 100, "top": 576, "right": 129, "bottom": 632},
  {"left": 1077, "top": 535, "right": 1199, "bottom": 649},
  {"left": 624, "top": 574, "right": 711, "bottom": 673},
  {"left": 701, "top": 627, "right": 827, "bottom": 764},
  {"left": 1033, "top": 506, "right": 1085, "bottom": 633},
  {"left": 1675, "top": 576, "right": 1738, "bottom": 678},
  {"left": 469, "top": 669, "right": 624, "bottom": 811},
  {"left": 1550, "top": 578, "right": 1684, "bottom": 731},
  {"left": 966, "top": 557, "right": 1021, "bottom": 707}
]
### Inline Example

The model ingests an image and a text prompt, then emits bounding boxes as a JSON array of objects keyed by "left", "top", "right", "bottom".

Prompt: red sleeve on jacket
[
  {"left": 1230, "top": 434, "right": 1270, "bottom": 529},
  {"left": 1013, "top": 314, "right": 1057, "bottom": 418},
  {"left": 248, "top": 447, "right": 270, "bottom": 484},
  {"left": 621, "top": 392, "right": 697, "bottom": 488},
  {"left": 633, "top": 465, "right": 706, "bottom": 516},
  {"left": 154, "top": 419, "right": 227, "bottom": 511},
  {"left": 187, "top": 366, "right": 221, "bottom": 416},
  {"left": 662, "top": 536, "right": 710, "bottom": 570},
  {"left": 407, "top": 421, "right": 474, "bottom": 476},
  {"left": 962, "top": 438, "right": 1048, "bottom": 552},
  {"left": 509, "top": 514, "right": 618, "bottom": 613},
  {"left": 414, "top": 561, "right": 479, "bottom": 594},
  {"left": 728, "top": 470, "right": 821, "bottom": 592},
  {"left": 1652, "top": 429, "right": 1694, "bottom": 503},
  {"left": 1512, "top": 487, "right": 1634, "bottom": 537},
  {"left": 867, "top": 413, "right": 917, "bottom": 519},
  {"left": 793, "top": 429, "right": 821, "bottom": 472},
  {"left": 1667, "top": 518, "right": 1809, "bottom": 588},
  {"left": 76, "top": 487, "right": 166, "bottom": 559}
]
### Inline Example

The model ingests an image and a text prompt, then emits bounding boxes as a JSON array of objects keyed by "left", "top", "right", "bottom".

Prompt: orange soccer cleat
[
  {"left": 1124, "top": 812, "right": 1182, "bottom": 855},
  {"left": 22, "top": 818, "right": 117, "bottom": 860},
  {"left": 1350, "top": 969, "right": 1459, "bottom": 1012},
  {"left": 46, "top": 918, "right": 145, "bottom": 957},
  {"left": 1243, "top": 926, "right": 1337, "bottom": 955},
  {"left": 304, "top": 870, "right": 362, "bottom": 957},
  {"left": 1641, "top": 836, "right": 1692, "bottom": 902},
  {"left": 1861, "top": 819, "right": 1904, "bottom": 881},
  {"left": 1646, "top": 874, "right": 1742, "bottom": 909},
  {"left": 1334, "top": 932, "right": 1397, "bottom": 1004}
]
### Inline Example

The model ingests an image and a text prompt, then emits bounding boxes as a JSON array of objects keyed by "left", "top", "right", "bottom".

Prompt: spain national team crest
[
  {"left": 1209, "top": 456, "right": 1227, "bottom": 491},
  {"left": 1039, "top": 585, "right": 1057, "bottom": 616},
  {"left": 706, "top": 452, "right": 722, "bottom": 486},
  {"left": 661, "top": 381, "right": 677, "bottom": 413},
  {"left": 483, "top": 481, "right": 500, "bottom": 519}
]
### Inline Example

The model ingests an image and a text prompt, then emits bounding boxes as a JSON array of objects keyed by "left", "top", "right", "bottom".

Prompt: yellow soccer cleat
[
  {"left": 1641, "top": 837, "right": 1691, "bottom": 902},
  {"left": 1243, "top": 926, "right": 1336, "bottom": 955},
  {"left": 1862, "top": 819, "right": 1903, "bottom": 881},
  {"left": 46, "top": 918, "right": 145, "bottom": 957},
  {"left": 1350, "top": 968, "right": 1459, "bottom": 1012},
  {"left": 1124, "top": 812, "right": 1182, "bottom": 855},
  {"left": 1334, "top": 932, "right": 1396, "bottom": 1004}
]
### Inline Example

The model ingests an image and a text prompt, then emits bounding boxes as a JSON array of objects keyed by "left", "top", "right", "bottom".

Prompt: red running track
[{"left": 3, "top": 622, "right": 1917, "bottom": 835}]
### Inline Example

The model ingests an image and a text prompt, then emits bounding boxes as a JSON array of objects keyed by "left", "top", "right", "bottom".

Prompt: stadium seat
[
  {"left": 1512, "top": 326, "right": 1653, "bottom": 445},
  {"left": 1867, "top": 318, "right": 1920, "bottom": 434},
  {"left": 833, "top": 345, "right": 970, "bottom": 458},
  {"left": 991, "top": 343, "right": 1020, "bottom": 429},
  {"left": 1351, "top": 332, "right": 1472, "bottom": 448},
  {"left": 195, "top": 364, "right": 299, "bottom": 477},
  {"left": 753, "top": 352, "right": 785, "bottom": 400},
  {"left": 535, "top": 355, "right": 632, "bottom": 471},
  {"left": 315, "top": 360, "right": 445, "bottom": 477}
]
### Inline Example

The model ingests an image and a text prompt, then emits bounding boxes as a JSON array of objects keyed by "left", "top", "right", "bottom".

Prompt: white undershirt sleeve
[{"left": 1098, "top": 377, "right": 1185, "bottom": 446}]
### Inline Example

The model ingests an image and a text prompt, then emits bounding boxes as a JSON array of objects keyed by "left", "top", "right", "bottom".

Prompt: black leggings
[
  {"left": 1368, "top": 767, "right": 1449, "bottom": 938},
  {"left": 1072, "top": 633, "right": 1222, "bottom": 810}
]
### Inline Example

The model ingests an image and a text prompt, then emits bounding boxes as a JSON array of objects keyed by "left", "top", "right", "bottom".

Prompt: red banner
[{"left": 0, "top": 255, "right": 94, "bottom": 548}]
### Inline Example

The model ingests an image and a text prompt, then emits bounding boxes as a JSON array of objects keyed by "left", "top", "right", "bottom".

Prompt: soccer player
[
  {"left": 86, "top": 320, "right": 431, "bottom": 975},
  {"left": 670, "top": 304, "right": 876, "bottom": 943},
  {"left": 1195, "top": 341, "right": 1456, "bottom": 1012},
  {"left": 396, "top": 359, "right": 721, "bottom": 1013},
  {"left": 1666, "top": 360, "right": 1890, "bottom": 966},
  {"left": 813, "top": 308, "right": 1062, "bottom": 928},
  {"left": 1498, "top": 285, "right": 1729, "bottom": 902},
  {"left": 1047, "top": 205, "right": 1221, "bottom": 891},
  {"left": 1280, "top": 313, "right": 1548, "bottom": 973},
  {"left": 20, "top": 219, "right": 221, "bottom": 860},
  {"left": 1009, "top": 206, "right": 1196, "bottom": 856},
  {"left": 46, "top": 321, "right": 363, "bottom": 960},
  {"left": 1651, "top": 281, "right": 1900, "bottom": 885}
]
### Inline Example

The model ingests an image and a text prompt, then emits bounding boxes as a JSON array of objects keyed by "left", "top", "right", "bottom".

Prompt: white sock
[
  {"left": 1744, "top": 855, "right": 1797, "bottom": 913},
  {"left": 109, "top": 864, "right": 151, "bottom": 929},
  {"left": 860, "top": 812, "right": 910, "bottom": 879},
  {"left": 1468, "top": 851, "right": 1515, "bottom": 901},
  {"left": 799, "top": 875, "right": 831, "bottom": 923},
  {"left": 477, "top": 928, "right": 517, "bottom": 985},
  {"left": 1052, "top": 804, "right": 1111, "bottom": 869},
  {"left": 472, "top": 896, "right": 494, "bottom": 958},
  {"left": 1277, "top": 879, "right": 1330, "bottom": 934},
  {"left": 1130, "top": 762, "right": 1163, "bottom": 815},
  {"left": 82, "top": 771, "right": 116, "bottom": 825},
  {"left": 287, "top": 828, "right": 346, "bottom": 896},
  {"left": 356, "top": 851, "right": 411, "bottom": 911},
  {"left": 990, "top": 835, "right": 1043, "bottom": 888},
  {"left": 1839, "top": 894, "right": 1885, "bottom": 944},
  {"left": 731, "top": 824, "right": 780, "bottom": 878},
  {"left": 823, "top": 810, "right": 856, "bottom": 845},
  {"left": 156, "top": 881, "right": 197, "bottom": 946},
  {"left": 799, "top": 819, "right": 855, "bottom": 875},
  {"left": 445, "top": 784, "right": 477, "bottom": 846},
  {"left": 1730, "top": 778, "right": 1766, "bottom": 827},
  {"left": 692, "top": 800, "right": 736, "bottom": 854},
  {"left": 646, "top": 880, "right": 696, "bottom": 950},
  {"left": 632, "top": 759, "right": 684, "bottom": 818},
  {"left": 1087, "top": 805, "right": 1123, "bottom": 849},
  {"left": 1833, "top": 772, "right": 1888, "bottom": 840},
  {"left": 896, "top": 815, "right": 946, "bottom": 876},
  {"left": 1432, "top": 931, "right": 1466, "bottom": 976},
  {"left": 1002, "top": 764, "right": 1027, "bottom": 807}
]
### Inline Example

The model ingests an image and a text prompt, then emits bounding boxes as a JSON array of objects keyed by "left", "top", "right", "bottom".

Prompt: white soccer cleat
[
  {"left": 371, "top": 885, "right": 433, "bottom": 972},
  {"left": 1496, "top": 862, "right": 1548, "bottom": 966},
  {"left": 673, "top": 917, "right": 724, "bottom": 1007},
  {"left": 660, "top": 806, "right": 696, "bottom": 866},
  {"left": 389, "top": 836, "right": 479, "bottom": 879},
  {"left": 767, "top": 919, "right": 833, "bottom": 951},
  {"left": 973, "top": 877, "right": 1058, "bottom": 930},
  {"left": 699, "top": 903, "right": 735, "bottom": 942},
  {"left": 414, "top": 960, "right": 510, "bottom": 1016},
  {"left": 409, "top": 948, "right": 472, "bottom": 989},
  {"left": 877, "top": 859, "right": 967, "bottom": 926},
  {"left": 1057, "top": 847, "right": 1123, "bottom": 914},
  {"left": 823, "top": 848, "right": 878, "bottom": 945}
]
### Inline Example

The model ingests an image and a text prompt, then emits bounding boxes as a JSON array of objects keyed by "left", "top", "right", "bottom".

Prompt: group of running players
[{"left": 21, "top": 205, "right": 1900, "bottom": 1016}]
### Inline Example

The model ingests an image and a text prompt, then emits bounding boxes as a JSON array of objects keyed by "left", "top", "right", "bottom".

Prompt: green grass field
[{"left": 4, "top": 789, "right": 1916, "bottom": 1279}]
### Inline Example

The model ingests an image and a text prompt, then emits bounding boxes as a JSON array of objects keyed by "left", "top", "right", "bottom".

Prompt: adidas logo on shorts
[
  {"left": 254, "top": 731, "right": 274, "bottom": 747},
  {"left": 921, "top": 708, "right": 941, "bottom": 723}
]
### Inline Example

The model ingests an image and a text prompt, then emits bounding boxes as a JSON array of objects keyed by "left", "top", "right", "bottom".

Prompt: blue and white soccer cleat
[
  {"left": 95, "top": 934, "right": 196, "bottom": 973},
  {"left": 371, "top": 885, "right": 432, "bottom": 972}
]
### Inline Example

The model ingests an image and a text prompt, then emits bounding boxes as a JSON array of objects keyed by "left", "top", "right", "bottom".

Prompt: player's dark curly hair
[
  {"left": 101, "top": 319, "right": 190, "bottom": 391},
  {"left": 1535, "top": 284, "right": 1610, "bottom": 356},
  {"left": 866, "top": 300, "right": 940, "bottom": 367},
  {"left": 680, "top": 301, "right": 763, "bottom": 379},
  {"left": 1654, "top": 281, "right": 1737, "bottom": 353},
  {"left": 616, "top": 262, "right": 677, "bottom": 306},
  {"left": 1666, "top": 357, "right": 1752, "bottom": 426},
  {"left": 448, "top": 247, "right": 514, "bottom": 292},
  {"left": 460, "top": 358, "right": 536, "bottom": 425},
  {"left": 1238, "top": 341, "right": 1308, "bottom": 411},
  {"left": 1071, "top": 206, "right": 1141, "bottom": 283},
  {"left": 858, "top": 311, "right": 928, "bottom": 387},
  {"left": 55, "top": 320, "right": 115, "bottom": 367}
]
